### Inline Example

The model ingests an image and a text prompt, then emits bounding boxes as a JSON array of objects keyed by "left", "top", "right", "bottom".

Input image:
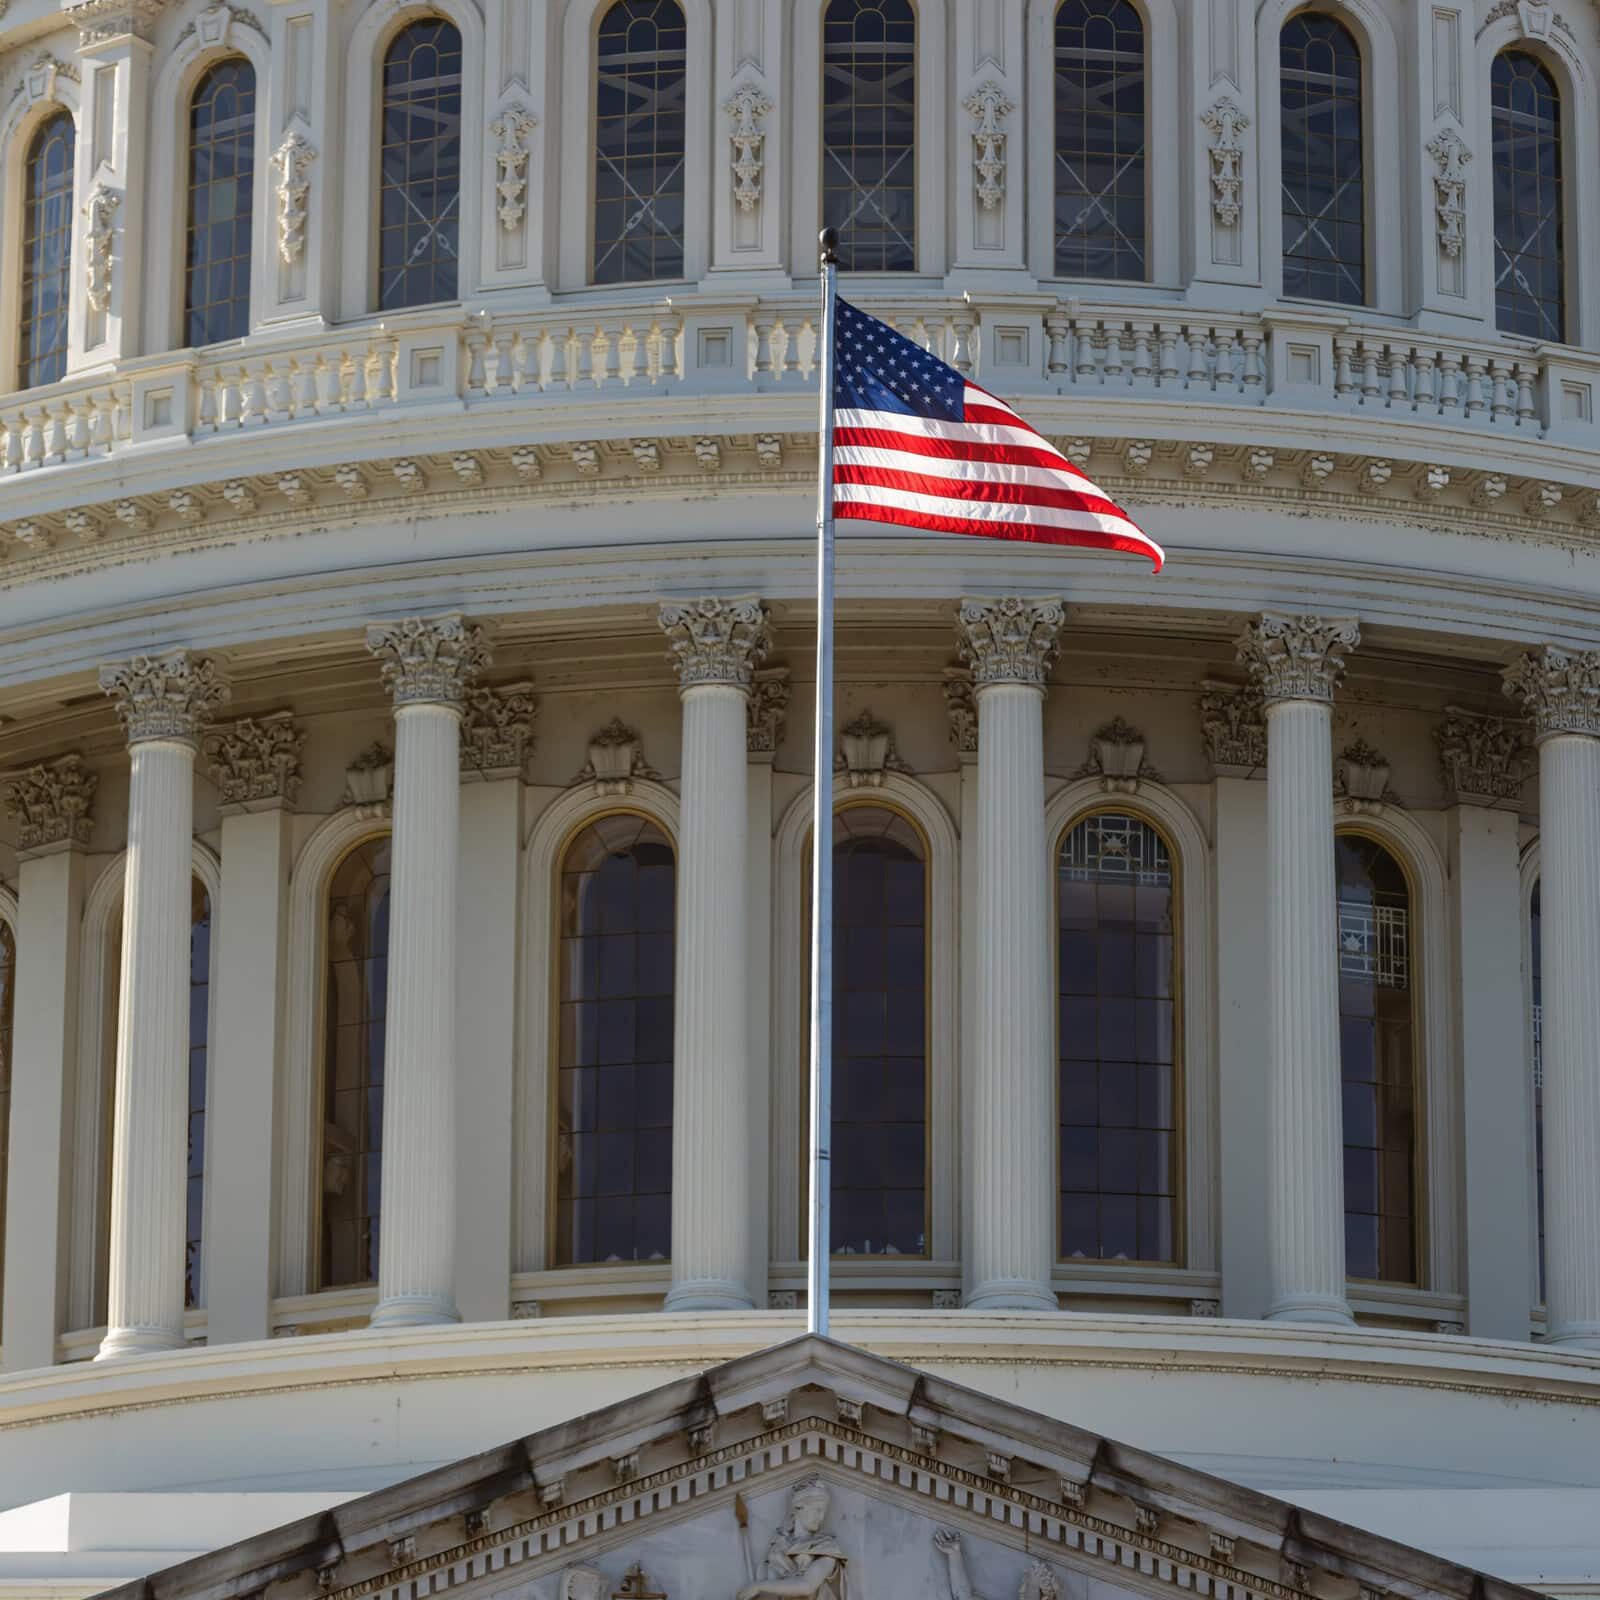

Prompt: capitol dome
[{"left": 0, "top": 0, "right": 1597, "bottom": 1592}]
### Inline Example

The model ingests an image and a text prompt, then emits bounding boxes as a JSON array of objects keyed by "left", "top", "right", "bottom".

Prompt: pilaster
[{"left": 708, "top": 0, "right": 786, "bottom": 283}]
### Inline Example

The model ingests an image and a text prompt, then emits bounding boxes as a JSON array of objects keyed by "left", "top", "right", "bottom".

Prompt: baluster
[
  {"left": 1387, "top": 344, "right": 1410, "bottom": 409},
  {"left": 338, "top": 349, "right": 363, "bottom": 410},
  {"left": 1360, "top": 342, "right": 1381, "bottom": 401},
  {"left": 1102, "top": 324, "right": 1126, "bottom": 385},
  {"left": 1129, "top": 322, "right": 1153, "bottom": 385},
  {"left": 1157, "top": 325, "right": 1180, "bottom": 386},
  {"left": 1437, "top": 348, "right": 1462, "bottom": 412},
  {"left": 42, "top": 403, "right": 66, "bottom": 464},
  {"left": 1412, "top": 350, "right": 1437, "bottom": 414},
  {"left": 509, "top": 332, "right": 532, "bottom": 393},
  {"left": 293, "top": 360, "right": 317, "bottom": 417},
  {"left": 1240, "top": 328, "right": 1264, "bottom": 392},
  {"left": 1464, "top": 354, "right": 1487, "bottom": 416},
  {"left": 22, "top": 410, "right": 43, "bottom": 467},
  {"left": 1489, "top": 358, "right": 1513, "bottom": 422},
  {"left": 574, "top": 326, "right": 597, "bottom": 388},
  {"left": 1218, "top": 327, "right": 1242, "bottom": 393},
  {"left": 599, "top": 322, "right": 624, "bottom": 387},
  {"left": 658, "top": 314, "right": 681, "bottom": 382},
  {"left": 1332, "top": 336, "right": 1355, "bottom": 398},
  {"left": 67, "top": 400, "right": 90, "bottom": 458},
  {"left": 309, "top": 356, "right": 335, "bottom": 414},
  {"left": 951, "top": 315, "right": 975, "bottom": 376},
  {"left": 754, "top": 315, "right": 777, "bottom": 380},
  {"left": 780, "top": 318, "right": 804, "bottom": 382},
  {"left": 265, "top": 361, "right": 291, "bottom": 422},
  {"left": 1516, "top": 360, "right": 1538, "bottom": 424},
  {"left": 1074, "top": 319, "right": 1097, "bottom": 384},
  {"left": 90, "top": 390, "right": 115, "bottom": 451},
  {"left": 1045, "top": 312, "right": 1070, "bottom": 379},
  {"left": 239, "top": 363, "right": 264, "bottom": 425},
  {"left": 544, "top": 327, "right": 568, "bottom": 390},
  {"left": 632, "top": 321, "right": 653, "bottom": 385},
  {"left": 113, "top": 382, "right": 135, "bottom": 443},
  {"left": 378, "top": 337, "right": 399, "bottom": 403},
  {"left": 464, "top": 325, "right": 489, "bottom": 398},
  {"left": 1185, "top": 327, "right": 1209, "bottom": 390},
  {"left": 0, "top": 413, "right": 17, "bottom": 472}
]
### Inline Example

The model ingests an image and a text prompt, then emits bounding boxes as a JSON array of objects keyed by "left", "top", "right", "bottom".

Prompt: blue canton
[{"left": 833, "top": 298, "right": 967, "bottom": 422}]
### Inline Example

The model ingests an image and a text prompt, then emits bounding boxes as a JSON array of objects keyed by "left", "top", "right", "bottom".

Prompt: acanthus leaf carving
[
  {"left": 63, "top": 0, "right": 166, "bottom": 44},
  {"left": 459, "top": 681, "right": 538, "bottom": 779},
  {"left": 1199, "top": 678, "right": 1267, "bottom": 777},
  {"left": 271, "top": 130, "right": 317, "bottom": 265},
  {"left": 576, "top": 718, "right": 659, "bottom": 797},
  {"left": 201, "top": 710, "right": 304, "bottom": 810},
  {"left": 963, "top": 79, "right": 1014, "bottom": 211},
  {"left": 746, "top": 665, "right": 790, "bottom": 756},
  {"left": 1503, "top": 644, "right": 1600, "bottom": 739},
  {"left": 942, "top": 667, "right": 979, "bottom": 757},
  {"left": 1435, "top": 706, "right": 1530, "bottom": 806},
  {"left": 2, "top": 754, "right": 98, "bottom": 855},
  {"left": 658, "top": 596, "right": 771, "bottom": 689},
  {"left": 98, "top": 650, "right": 230, "bottom": 746},
  {"left": 83, "top": 184, "right": 122, "bottom": 313},
  {"left": 1425, "top": 127, "right": 1471, "bottom": 258},
  {"left": 723, "top": 83, "right": 773, "bottom": 214},
  {"left": 956, "top": 596, "right": 1065, "bottom": 689},
  {"left": 1235, "top": 613, "right": 1360, "bottom": 705},
  {"left": 835, "top": 709, "right": 912, "bottom": 789},
  {"left": 366, "top": 612, "right": 490, "bottom": 707},
  {"left": 490, "top": 105, "right": 537, "bottom": 231},
  {"left": 1201, "top": 97, "right": 1249, "bottom": 226}
]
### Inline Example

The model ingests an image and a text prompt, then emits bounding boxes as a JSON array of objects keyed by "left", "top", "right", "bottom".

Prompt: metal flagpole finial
[{"left": 819, "top": 227, "right": 839, "bottom": 266}]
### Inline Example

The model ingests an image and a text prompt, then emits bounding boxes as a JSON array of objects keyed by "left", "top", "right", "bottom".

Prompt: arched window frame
[
  {"left": 516, "top": 781, "right": 681, "bottom": 1295},
  {"left": 557, "top": 0, "right": 710, "bottom": 291},
  {"left": 789, "top": 0, "right": 948, "bottom": 281},
  {"left": 1254, "top": 0, "right": 1402, "bottom": 314},
  {"left": 65, "top": 844, "right": 222, "bottom": 1335},
  {"left": 0, "top": 78, "right": 82, "bottom": 394},
  {"left": 339, "top": 0, "right": 486, "bottom": 320},
  {"left": 772, "top": 773, "right": 957, "bottom": 1283},
  {"left": 1520, "top": 839, "right": 1544, "bottom": 1315},
  {"left": 1044, "top": 779, "right": 1215, "bottom": 1293},
  {"left": 145, "top": 18, "right": 272, "bottom": 354}
]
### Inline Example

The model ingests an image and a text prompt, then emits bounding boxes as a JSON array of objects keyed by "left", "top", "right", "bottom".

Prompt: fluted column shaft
[
  {"left": 959, "top": 597, "right": 1063, "bottom": 1311},
  {"left": 96, "top": 653, "right": 229, "bottom": 1359},
  {"left": 366, "top": 615, "right": 488, "bottom": 1328},
  {"left": 1505, "top": 646, "right": 1600, "bottom": 1347},
  {"left": 1239, "top": 614, "right": 1359, "bottom": 1327}
]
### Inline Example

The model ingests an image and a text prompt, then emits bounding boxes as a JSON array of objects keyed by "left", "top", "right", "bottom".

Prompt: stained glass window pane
[
  {"left": 1054, "top": 0, "right": 1145, "bottom": 281},
  {"left": 19, "top": 112, "right": 76, "bottom": 389},
  {"left": 1280, "top": 13, "right": 1366, "bottom": 306},
  {"left": 0, "top": 921, "right": 14, "bottom": 1306},
  {"left": 378, "top": 19, "right": 462, "bottom": 310},
  {"left": 822, "top": 0, "right": 916, "bottom": 272},
  {"left": 321, "top": 836, "right": 391, "bottom": 1288},
  {"left": 593, "top": 0, "right": 687, "bottom": 285},
  {"left": 185, "top": 58, "right": 256, "bottom": 347},
  {"left": 556, "top": 815, "right": 675, "bottom": 1266},
  {"left": 1492, "top": 52, "right": 1564, "bottom": 342},
  {"left": 1057, "top": 813, "right": 1178, "bottom": 1264},
  {"left": 1336, "top": 835, "right": 1416, "bottom": 1284},
  {"left": 186, "top": 879, "right": 212, "bottom": 1308}
]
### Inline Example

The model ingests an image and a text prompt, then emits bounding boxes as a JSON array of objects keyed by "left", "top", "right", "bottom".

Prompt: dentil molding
[
  {"left": 1, "top": 753, "right": 97, "bottom": 855},
  {"left": 1235, "top": 613, "right": 1360, "bottom": 705},
  {"left": 956, "top": 596, "right": 1065, "bottom": 688},
  {"left": 98, "top": 650, "right": 230, "bottom": 746},
  {"left": 658, "top": 596, "right": 770, "bottom": 689},
  {"left": 367, "top": 613, "right": 490, "bottom": 707}
]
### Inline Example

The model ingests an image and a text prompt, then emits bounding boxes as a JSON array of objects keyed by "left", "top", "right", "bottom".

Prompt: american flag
[{"left": 830, "top": 298, "right": 1164, "bottom": 572}]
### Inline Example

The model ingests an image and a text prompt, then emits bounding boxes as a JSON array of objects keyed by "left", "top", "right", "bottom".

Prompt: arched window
[
  {"left": 377, "top": 18, "right": 462, "bottom": 310},
  {"left": 1057, "top": 812, "right": 1178, "bottom": 1263},
  {"left": 1280, "top": 12, "right": 1365, "bottom": 306},
  {"left": 1336, "top": 834, "right": 1417, "bottom": 1284},
  {"left": 1492, "top": 51, "right": 1564, "bottom": 342},
  {"left": 1054, "top": 0, "right": 1146, "bottom": 281},
  {"left": 185, "top": 880, "right": 212, "bottom": 1307},
  {"left": 1530, "top": 878, "right": 1544, "bottom": 1296},
  {"left": 822, "top": 0, "right": 916, "bottom": 272},
  {"left": 555, "top": 814, "right": 674, "bottom": 1266},
  {"left": 0, "top": 920, "right": 15, "bottom": 1304},
  {"left": 593, "top": 0, "right": 687, "bottom": 285},
  {"left": 320, "top": 836, "right": 391, "bottom": 1288},
  {"left": 18, "top": 112, "right": 76, "bottom": 389},
  {"left": 184, "top": 58, "right": 256, "bottom": 347}
]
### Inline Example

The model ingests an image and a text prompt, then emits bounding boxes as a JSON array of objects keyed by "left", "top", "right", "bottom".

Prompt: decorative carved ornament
[
  {"left": 460, "top": 681, "right": 537, "bottom": 778},
  {"left": 942, "top": 668, "right": 978, "bottom": 756},
  {"left": 723, "top": 83, "right": 773, "bottom": 213},
  {"left": 963, "top": 79, "right": 1013, "bottom": 210},
  {"left": 836, "top": 710, "right": 912, "bottom": 789},
  {"left": 1503, "top": 644, "right": 1600, "bottom": 739},
  {"left": 577, "top": 717, "right": 659, "bottom": 797},
  {"left": 63, "top": 0, "right": 166, "bottom": 43},
  {"left": 490, "top": 106, "right": 537, "bottom": 231},
  {"left": 341, "top": 741, "right": 393, "bottom": 810},
  {"left": 956, "top": 596, "right": 1065, "bottom": 688},
  {"left": 1199, "top": 679, "right": 1266, "bottom": 776},
  {"left": 658, "top": 596, "right": 771, "bottom": 689},
  {"left": 1435, "top": 706, "right": 1530, "bottom": 805},
  {"left": 272, "top": 131, "right": 317, "bottom": 264},
  {"left": 99, "top": 650, "right": 230, "bottom": 745},
  {"left": 1425, "top": 128, "right": 1471, "bottom": 258},
  {"left": 1334, "top": 737, "right": 1395, "bottom": 814},
  {"left": 746, "top": 666, "right": 790, "bottom": 755},
  {"left": 202, "top": 711, "right": 304, "bottom": 809},
  {"left": 366, "top": 612, "right": 490, "bottom": 707},
  {"left": 1077, "top": 716, "right": 1157, "bottom": 794},
  {"left": 1200, "top": 97, "right": 1249, "bottom": 226},
  {"left": 15, "top": 56, "right": 79, "bottom": 111},
  {"left": 2, "top": 754, "right": 97, "bottom": 854},
  {"left": 935, "top": 1527, "right": 1058, "bottom": 1600},
  {"left": 83, "top": 185, "right": 121, "bottom": 313},
  {"left": 1235, "top": 613, "right": 1360, "bottom": 705}
]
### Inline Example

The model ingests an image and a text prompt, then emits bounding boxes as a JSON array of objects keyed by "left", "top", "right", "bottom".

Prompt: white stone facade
[{"left": 0, "top": 0, "right": 1597, "bottom": 1594}]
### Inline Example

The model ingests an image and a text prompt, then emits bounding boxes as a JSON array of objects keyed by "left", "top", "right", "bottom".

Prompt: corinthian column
[
  {"left": 658, "top": 597, "right": 770, "bottom": 1311},
  {"left": 958, "top": 596, "right": 1064, "bottom": 1311},
  {"left": 1237, "top": 614, "right": 1360, "bottom": 1327},
  {"left": 365, "top": 614, "right": 489, "bottom": 1328},
  {"left": 1504, "top": 646, "right": 1600, "bottom": 1348},
  {"left": 96, "top": 651, "right": 230, "bottom": 1359}
]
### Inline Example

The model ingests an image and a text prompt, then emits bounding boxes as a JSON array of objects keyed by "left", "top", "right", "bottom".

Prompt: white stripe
[
  {"left": 834, "top": 407, "right": 1063, "bottom": 457},
  {"left": 834, "top": 481, "right": 1162, "bottom": 549},
  {"left": 962, "top": 384, "right": 1024, "bottom": 420},
  {"left": 833, "top": 444, "right": 1113, "bottom": 496}
]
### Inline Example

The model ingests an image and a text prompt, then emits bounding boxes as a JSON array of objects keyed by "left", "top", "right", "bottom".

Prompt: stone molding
[
  {"left": 746, "top": 666, "right": 790, "bottom": 757},
  {"left": 1235, "top": 613, "right": 1360, "bottom": 705},
  {"left": 99, "top": 650, "right": 230, "bottom": 746},
  {"left": 1198, "top": 678, "right": 1266, "bottom": 777},
  {"left": 366, "top": 613, "right": 490, "bottom": 708},
  {"left": 835, "top": 709, "right": 912, "bottom": 789},
  {"left": 459, "top": 681, "right": 537, "bottom": 779},
  {"left": 956, "top": 596, "right": 1065, "bottom": 688},
  {"left": 1434, "top": 706, "right": 1530, "bottom": 805},
  {"left": 1502, "top": 645, "right": 1600, "bottom": 740},
  {"left": 658, "top": 596, "right": 770, "bottom": 690},
  {"left": 202, "top": 710, "right": 304, "bottom": 811},
  {"left": 2, "top": 754, "right": 97, "bottom": 856}
]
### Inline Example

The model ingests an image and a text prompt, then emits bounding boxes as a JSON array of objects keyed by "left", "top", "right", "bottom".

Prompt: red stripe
[
  {"left": 835, "top": 500, "right": 1165, "bottom": 568},
  {"left": 834, "top": 462, "right": 1130, "bottom": 521},
  {"left": 962, "top": 398, "right": 1046, "bottom": 433},
  {"left": 835, "top": 424, "right": 1089, "bottom": 477}
]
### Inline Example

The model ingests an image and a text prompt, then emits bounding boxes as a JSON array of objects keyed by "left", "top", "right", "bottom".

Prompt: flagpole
[{"left": 807, "top": 227, "right": 839, "bottom": 1339}]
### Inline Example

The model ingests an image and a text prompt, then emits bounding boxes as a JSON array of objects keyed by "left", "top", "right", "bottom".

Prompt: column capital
[
  {"left": 99, "top": 650, "right": 230, "bottom": 746},
  {"left": 460, "top": 682, "right": 538, "bottom": 779},
  {"left": 658, "top": 596, "right": 770, "bottom": 690},
  {"left": 65, "top": 0, "right": 166, "bottom": 47},
  {"left": 1435, "top": 706, "right": 1531, "bottom": 805},
  {"left": 746, "top": 666, "right": 790, "bottom": 757},
  {"left": 201, "top": 711, "right": 305, "bottom": 812},
  {"left": 1235, "top": 613, "right": 1360, "bottom": 705},
  {"left": 2, "top": 754, "right": 97, "bottom": 857},
  {"left": 955, "top": 596, "right": 1064, "bottom": 688},
  {"left": 1502, "top": 645, "right": 1600, "bottom": 740},
  {"left": 366, "top": 613, "right": 490, "bottom": 708}
]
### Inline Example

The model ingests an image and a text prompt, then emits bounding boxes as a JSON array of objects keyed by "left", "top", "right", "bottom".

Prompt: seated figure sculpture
[{"left": 737, "top": 1479, "right": 848, "bottom": 1600}]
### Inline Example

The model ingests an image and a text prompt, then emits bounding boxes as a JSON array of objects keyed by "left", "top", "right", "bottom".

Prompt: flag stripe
[
  {"left": 833, "top": 498, "right": 1163, "bottom": 561},
  {"left": 835, "top": 424, "right": 1089, "bottom": 476},
  {"left": 833, "top": 480, "right": 1152, "bottom": 541},
  {"left": 834, "top": 443, "right": 1116, "bottom": 497},
  {"left": 835, "top": 461, "right": 1131, "bottom": 521}
]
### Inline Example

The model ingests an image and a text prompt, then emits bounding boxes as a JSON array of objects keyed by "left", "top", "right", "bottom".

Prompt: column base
[
  {"left": 664, "top": 1278, "right": 754, "bottom": 1313},
  {"left": 95, "top": 1323, "right": 186, "bottom": 1360},
  {"left": 370, "top": 1293, "right": 461, "bottom": 1329},
  {"left": 966, "top": 1279, "right": 1059, "bottom": 1312},
  {"left": 1264, "top": 1291, "right": 1356, "bottom": 1327},
  {"left": 1543, "top": 1320, "right": 1600, "bottom": 1350}
]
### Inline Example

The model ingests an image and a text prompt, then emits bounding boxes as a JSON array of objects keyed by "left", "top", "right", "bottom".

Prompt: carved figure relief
[
  {"left": 724, "top": 83, "right": 773, "bottom": 213},
  {"left": 1200, "top": 97, "right": 1249, "bottom": 226},
  {"left": 490, "top": 106, "right": 537, "bottom": 230},
  {"left": 738, "top": 1479, "right": 847, "bottom": 1600},
  {"left": 83, "top": 184, "right": 121, "bottom": 312},
  {"left": 963, "top": 80, "right": 1013, "bottom": 210},
  {"left": 1425, "top": 128, "right": 1470, "bottom": 257},
  {"left": 272, "top": 130, "right": 317, "bottom": 264},
  {"left": 934, "top": 1527, "right": 1058, "bottom": 1600}
]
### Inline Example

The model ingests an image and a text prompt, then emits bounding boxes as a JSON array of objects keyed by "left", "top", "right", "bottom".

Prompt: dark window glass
[
  {"left": 822, "top": 0, "right": 916, "bottom": 272},
  {"left": 185, "top": 58, "right": 256, "bottom": 346},
  {"left": 556, "top": 814, "right": 675, "bottom": 1266},
  {"left": 186, "top": 879, "right": 212, "bottom": 1308},
  {"left": 1054, "top": 0, "right": 1146, "bottom": 281},
  {"left": 19, "top": 112, "right": 76, "bottom": 389},
  {"left": 1057, "top": 813, "right": 1178, "bottom": 1263},
  {"left": 321, "top": 836, "right": 391, "bottom": 1288},
  {"left": 1337, "top": 835, "right": 1417, "bottom": 1283},
  {"left": 1531, "top": 879, "right": 1544, "bottom": 1299},
  {"left": 378, "top": 19, "right": 462, "bottom": 310},
  {"left": 1492, "top": 51, "right": 1564, "bottom": 342},
  {"left": 593, "top": 0, "right": 687, "bottom": 284},
  {"left": 0, "top": 921, "right": 14, "bottom": 1305},
  {"left": 1280, "top": 12, "right": 1365, "bottom": 305}
]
